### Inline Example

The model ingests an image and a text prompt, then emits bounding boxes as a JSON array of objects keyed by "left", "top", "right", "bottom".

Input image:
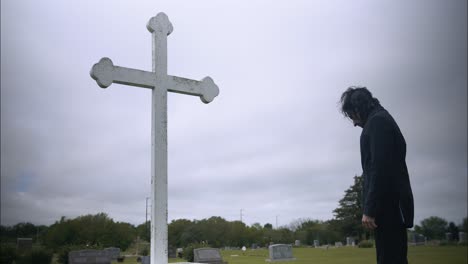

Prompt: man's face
[{"left": 350, "top": 113, "right": 364, "bottom": 128}]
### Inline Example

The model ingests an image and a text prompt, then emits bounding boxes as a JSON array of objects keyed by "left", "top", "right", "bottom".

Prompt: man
[{"left": 340, "top": 87, "right": 414, "bottom": 264}]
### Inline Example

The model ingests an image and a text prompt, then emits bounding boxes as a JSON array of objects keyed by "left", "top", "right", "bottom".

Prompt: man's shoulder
[
  {"left": 369, "top": 108, "right": 403, "bottom": 135},
  {"left": 363, "top": 108, "right": 396, "bottom": 132},
  {"left": 369, "top": 108, "right": 394, "bottom": 124}
]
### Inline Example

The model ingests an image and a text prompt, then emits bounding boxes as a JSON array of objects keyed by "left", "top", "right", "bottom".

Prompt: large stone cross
[{"left": 90, "top": 13, "right": 219, "bottom": 264}]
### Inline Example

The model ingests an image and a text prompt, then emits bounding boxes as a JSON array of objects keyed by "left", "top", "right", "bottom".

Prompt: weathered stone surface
[
  {"left": 68, "top": 249, "right": 111, "bottom": 264},
  {"left": 89, "top": 12, "right": 219, "bottom": 264},
  {"left": 194, "top": 248, "right": 227, "bottom": 264},
  {"left": 103, "top": 247, "right": 120, "bottom": 260},
  {"left": 16, "top": 238, "right": 33, "bottom": 253},
  {"left": 459, "top": 232, "right": 467, "bottom": 243},
  {"left": 266, "top": 244, "right": 295, "bottom": 262}
]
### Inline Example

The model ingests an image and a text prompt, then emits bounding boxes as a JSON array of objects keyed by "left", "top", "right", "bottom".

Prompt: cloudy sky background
[{"left": 1, "top": 0, "right": 466, "bottom": 228}]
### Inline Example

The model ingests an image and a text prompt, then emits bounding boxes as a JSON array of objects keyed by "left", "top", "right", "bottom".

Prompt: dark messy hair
[{"left": 340, "top": 86, "right": 380, "bottom": 121}]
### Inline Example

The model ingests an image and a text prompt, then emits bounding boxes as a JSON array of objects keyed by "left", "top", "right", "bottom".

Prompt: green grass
[{"left": 112, "top": 246, "right": 467, "bottom": 264}]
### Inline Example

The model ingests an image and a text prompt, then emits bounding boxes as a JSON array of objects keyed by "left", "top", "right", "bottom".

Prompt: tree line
[{"left": 1, "top": 176, "right": 467, "bottom": 251}]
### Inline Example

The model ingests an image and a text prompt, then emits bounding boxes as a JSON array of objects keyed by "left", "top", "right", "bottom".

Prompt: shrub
[
  {"left": 358, "top": 240, "right": 374, "bottom": 248},
  {"left": 16, "top": 248, "right": 53, "bottom": 264},
  {"left": 0, "top": 244, "right": 17, "bottom": 264},
  {"left": 140, "top": 247, "right": 149, "bottom": 256}
]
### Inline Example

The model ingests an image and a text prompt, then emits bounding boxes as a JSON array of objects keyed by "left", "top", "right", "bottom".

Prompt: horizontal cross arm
[
  {"left": 167, "top": 75, "right": 219, "bottom": 104},
  {"left": 90, "top": 57, "right": 155, "bottom": 89},
  {"left": 91, "top": 58, "right": 220, "bottom": 103}
]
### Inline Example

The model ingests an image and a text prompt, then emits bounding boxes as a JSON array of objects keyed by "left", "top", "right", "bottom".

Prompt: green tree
[
  {"left": 179, "top": 221, "right": 202, "bottom": 246},
  {"left": 420, "top": 216, "right": 448, "bottom": 240},
  {"left": 251, "top": 223, "right": 263, "bottom": 230},
  {"left": 247, "top": 223, "right": 264, "bottom": 246},
  {"left": 136, "top": 221, "right": 151, "bottom": 242},
  {"left": 13, "top": 223, "right": 37, "bottom": 238},
  {"left": 198, "top": 217, "right": 229, "bottom": 248},
  {"left": 332, "top": 175, "right": 365, "bottom": 239},
  {"left": 414, "top": 224, "right": 423, "bottom": 234},
  {"left": 0, "top": 223, "right": 42, "bottom": 243},
  {"left": 43, "top": 217, "right": 77, "bottom": 249},
  {"left": 44, "top": 213, "right": 136, "bottom": 251},
  {"left": 276, "top": 228, "right": 294, "bottom": 244},
  {"left": 460, "top": 217, "right": 468, "bottom": 232},
  {"left": 294, "top": 220, "right": 340, "bottom": 245},
  {"left": 226, "top": 221, "right": 248, "bottom": 247},
  {"left": 447, "top": 222, "right": 459, "bottom": 241},
  {"left": 111, "top": 222, "right": 136, "bottom": 250}
]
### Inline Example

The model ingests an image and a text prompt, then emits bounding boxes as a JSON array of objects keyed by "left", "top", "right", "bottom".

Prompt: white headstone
[
  {"left": 313, "top": 240, "right": 319, "bottom": 248},
  {"left": 266, "top": 244, "right": 296, "bottom": 262},
  {"left": 90, "top": 13, "right": 219, "bottom": 264},
  {"left": 459, "top": 232, "right": 467, "bottom": 244},
  {"left": 193, "top": 248, "right": 224, "bottom": 263}
]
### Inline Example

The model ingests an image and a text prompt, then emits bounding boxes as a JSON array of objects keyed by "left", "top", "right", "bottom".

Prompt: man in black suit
[{"left": 340, "top": 87, "right": 414, "bottom": 264}]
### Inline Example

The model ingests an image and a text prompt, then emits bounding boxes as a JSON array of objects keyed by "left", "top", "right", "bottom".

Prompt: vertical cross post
[
  {"left": 147, "top": 13, "right": 172, "bottom": 264},
  {"left": 90, "top": 12, "right": 219, "bottom": 264}
]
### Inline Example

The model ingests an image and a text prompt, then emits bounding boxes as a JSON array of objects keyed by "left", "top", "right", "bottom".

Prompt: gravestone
[
  {"left": 294, "top": 240, "right": 300, "bottom": 246},
  {"left": 69, "top": 249, "right": 111, "bottom": 264},
  {"left": 90, "top": 12, "right": 219, "bottom": 264},
  {"left": 168, "top": 247, "right": 177, "bottom": 258},
  {"left": 224, "top": 246, "right": 239, "bottom": 250},
  {"left": 141, "top": 255, "right": 150, "bottom": 264},
  {"left": 16, "top": 238, "right": 33, "bottom": 253},
  {"left": 313, "top": 240, "right": 320, "bottom": 247},
  {"left": 346, "top": 237, "right": 354, "bottom": 246},
  {"left": 266, "top": 244, "right": 296, "bottom": 262},
  {"left": 334, "top": 242, "right": 343, "bottom": 247},
  {"left": 251, "top": 243, "right": 258, "bottom": 249},
  {"left": 459, "top": 232, "right": 467, "bottom": 244},
  {"left": 445, "top": 232, "right": 452, "bottom": 241},
  {"left": 410, "top": 233, "right": 426, "bottom": 245},
  {"left": 103, "top": 247, "right": 120, "bottom": 260},
  {"left": 193, "top": 248, "right": 227, "bottom": 264}
]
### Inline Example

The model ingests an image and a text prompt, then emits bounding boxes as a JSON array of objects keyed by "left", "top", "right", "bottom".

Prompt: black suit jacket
[{"left": 360, "top": 106, "right": 414, "bottom": 228}]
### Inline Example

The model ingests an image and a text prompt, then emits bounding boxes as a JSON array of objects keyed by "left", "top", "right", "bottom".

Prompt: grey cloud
[{"left": 1, "top": 0, "right": 466, "bottom": 227}]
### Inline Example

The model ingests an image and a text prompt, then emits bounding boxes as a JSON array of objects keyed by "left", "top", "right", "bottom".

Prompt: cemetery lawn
[
  {"left": 109, "top": 246, "right": 467, "bottom": 264},
  {"left": 173, "top": 246, "right": 465, "bottom": 264}
]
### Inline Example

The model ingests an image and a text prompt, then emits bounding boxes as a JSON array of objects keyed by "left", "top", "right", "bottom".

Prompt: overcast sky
[{"left": 1, "top": 0, "right": 467, "bottom": 229}]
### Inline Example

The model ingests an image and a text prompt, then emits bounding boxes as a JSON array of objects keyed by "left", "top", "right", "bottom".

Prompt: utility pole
[
  {"left": 240, "top": 209, "right": 244, "bottom": 223},
  {"left": 276, "top": 215, "right": 279, "bottom": 229}
]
